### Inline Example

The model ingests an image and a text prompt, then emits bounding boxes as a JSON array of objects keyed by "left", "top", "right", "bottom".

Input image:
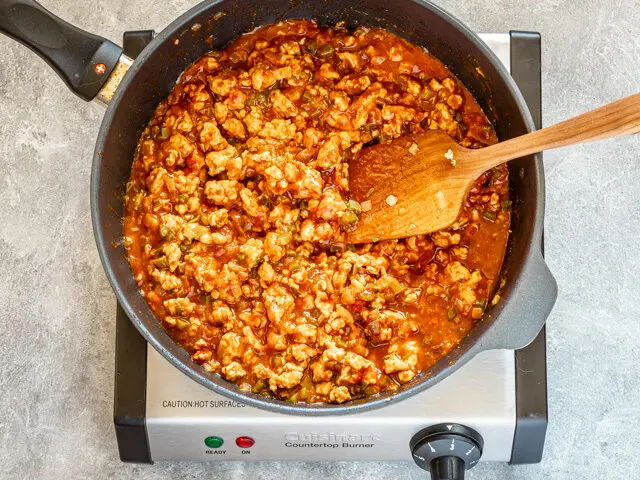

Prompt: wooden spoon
[{"left": 347, "top": 93, "right": 640, "bottom": 244}]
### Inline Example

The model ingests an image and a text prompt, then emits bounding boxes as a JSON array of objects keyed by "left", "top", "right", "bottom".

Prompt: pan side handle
[
  {"left": 0, "top": 0, "right": 123, "bottom": 101},
  {"left": 478, "top": 249, "right": 557, "bottom": 351}
]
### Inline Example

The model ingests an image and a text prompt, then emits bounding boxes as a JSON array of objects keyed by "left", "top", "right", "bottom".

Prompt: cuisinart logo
[{"left": 284, "top": 432, "right": 381, "bottom": 448}]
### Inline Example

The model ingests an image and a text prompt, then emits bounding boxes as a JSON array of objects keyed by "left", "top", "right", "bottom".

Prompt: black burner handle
[
  {"left": 410, "top": 424, "right": 484, "bottom": 480},
  {"left": 429, "top": 455, "right": 466, "bottom": 480}
]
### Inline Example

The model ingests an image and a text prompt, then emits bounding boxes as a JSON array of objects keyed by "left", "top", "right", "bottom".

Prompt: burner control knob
[{"left": 410, "top": 423, "right": 483, "bottom": 480}]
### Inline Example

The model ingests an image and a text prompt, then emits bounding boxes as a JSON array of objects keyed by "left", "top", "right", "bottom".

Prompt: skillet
[{"left": 0, "top": 0, "right": 557, "bottom": 415}]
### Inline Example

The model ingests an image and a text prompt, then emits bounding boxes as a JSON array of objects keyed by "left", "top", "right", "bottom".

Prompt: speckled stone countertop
[{"left": 1, "top": 1, "right": 639, "bottom": 478}]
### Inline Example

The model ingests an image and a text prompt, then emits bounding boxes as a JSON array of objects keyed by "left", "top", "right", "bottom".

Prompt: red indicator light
[{"left": 235, "top": 436, "right": 255, "bottom": 448}]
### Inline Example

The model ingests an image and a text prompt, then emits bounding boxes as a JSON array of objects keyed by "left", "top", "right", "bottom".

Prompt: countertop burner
[{"left": 114, "top": 31, "right": 546, "bottom": 474}]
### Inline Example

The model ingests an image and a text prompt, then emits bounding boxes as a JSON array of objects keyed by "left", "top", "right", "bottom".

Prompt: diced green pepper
[
  {"left": 175, "top": 318, "right": 191, "bottom": 330},
  {"left": 246, "top": 91, "right": 269, "bottom": 106},
  {"left": 340, "top": 211, "right": 359, "bottom": 226},
  {"left": 158, "top": 127, "right": 171, "bottom": 140},
  {"left": 317, "top": 44, "right": 335, "bottom": 58},
  {"left": 252, "top": 380, "right": 267, "bottom": 393},
  {"left": 298, "top": 387, "right": 310, "bottom": 401},
  {"left": 254, "top": 91, "right": 269, "bottom": 105},
  {"left": 474, "top": 299, "right": 487, "bottom": 308},
  {"left": 151, "top": 256, "right": 169, "bottom": 269},
  {"left": 482, "top": 210, "right": 496, "bottom": 221},
  {"left": 304, "top": 40, "right": 318, "bottom": 55},
  {"left": 347, "top": 199, "right": 362, "bottom": 214}
]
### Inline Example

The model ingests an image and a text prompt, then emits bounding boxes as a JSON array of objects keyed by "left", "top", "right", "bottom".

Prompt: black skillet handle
[
  {"left": 479, "top": 248, "right": 557, "bottom": 351},
  {"left": 0, "top": 0, "right": 122, "bottom": 101}
]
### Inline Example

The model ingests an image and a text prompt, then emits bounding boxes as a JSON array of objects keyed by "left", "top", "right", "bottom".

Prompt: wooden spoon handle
[{"left": 468, "top": 92, "right": 640, "bottom": 171}]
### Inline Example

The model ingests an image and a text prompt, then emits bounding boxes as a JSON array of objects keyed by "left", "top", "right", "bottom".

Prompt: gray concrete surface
[{"left": 0, "top": 0, "right": 639, "bottom": 478}]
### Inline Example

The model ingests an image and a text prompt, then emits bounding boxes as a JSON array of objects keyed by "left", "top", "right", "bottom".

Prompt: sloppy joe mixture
[{"left": 123, "top": 20, "right": 510, "bottom": 404}]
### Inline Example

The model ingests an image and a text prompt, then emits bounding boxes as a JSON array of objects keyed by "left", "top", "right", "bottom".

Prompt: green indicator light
[{"left": 204, "top": 436, "right": 224, "bottom": 448}]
